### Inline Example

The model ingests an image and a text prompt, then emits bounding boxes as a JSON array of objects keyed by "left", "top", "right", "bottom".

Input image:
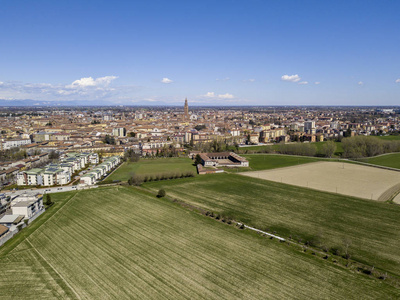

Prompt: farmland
[
  {"left": 242, "top": 161, "right": 400, "bottom": 201},
  {"left": 240, "top": 154, "right": 320, "bottom": 172},
  {"left": 358, "top": 152, "right": 400, "bottom": 170},
  {"left": 238, "top": 141, "right": 344, "bottom": 157},
  {"left": 1, "top": 186, "right": 399, "bottom": 299},
  {"left": 377, "top": 135, "right": 400, "bottom": 141},
  {"left": 314, "top": 141, "right": 344, "bottom": 156},
  {"left": 106, "top": 157, "right": 196, "bottom": 181},
  {"left": 144, "top": 173, "right": 400, "bottom": 277}
]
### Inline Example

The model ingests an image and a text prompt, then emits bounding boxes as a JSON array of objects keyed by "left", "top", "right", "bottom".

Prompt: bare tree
[
  {"left": 321, "top": 140, "right": 337, "bottom": 158},
  {"left": 343, "top": 237, "right": 352, "bottom": 259}
]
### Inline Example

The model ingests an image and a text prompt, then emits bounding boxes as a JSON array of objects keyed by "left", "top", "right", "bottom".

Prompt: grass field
[
  {"left": 238, "top": 141, "right": 344, "bottom": 157},
  {"left": 0, "top": 186, "right": 398, "bottom": 299},
  {"left": 237, "top": 154, "right": 320, "bottom": 172},
  {"left": 358, "top": 153, "right": 400, "bottom": 170},
  {"left": 107, "top": 157, "right": 196, "bottom": 181},
  {"left": 376, "top": 135, "right": 400, "bottom": 141},
  {"left": 314, "top": 141, "right": 344, "bottom": 156},
  {"left": 242, "top": 161, "right": 400, "bottom": 201},
  {"left": 144, "top": 173, "right": 400, "bottom": 277}
]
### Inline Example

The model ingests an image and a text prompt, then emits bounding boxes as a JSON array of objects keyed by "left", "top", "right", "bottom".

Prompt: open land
[
  {"left": 144, "top": 173, "right": 400, "bottom": 277},
  {"left": 358, "top": 153, "right": 400, "bottom": 170},
  {"left": 239, "top": 154, "right": 320, "bottom": 172},
  {"left": 2, "top": 186, "right": 398, "bottom": 299},
  {"left": 106, "top": 157, "right": 196, "bottom": 181},
  {"left": 377, "top": 135, "right": 400, "bottom": 141},
  {"left": 239, "top": 142, "right": 344, "bottom": 157},
  {"left": 241, "top": 161, "right": 400, "bottom": 201}
]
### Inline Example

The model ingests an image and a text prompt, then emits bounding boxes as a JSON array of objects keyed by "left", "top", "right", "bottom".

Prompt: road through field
[{"left": 241, "top": 161, "right": 400, "bottom": 201}]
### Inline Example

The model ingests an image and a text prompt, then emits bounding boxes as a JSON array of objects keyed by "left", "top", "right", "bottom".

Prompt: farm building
[{"left": 198, "top": 152, "right": 249, "bottom": 167}]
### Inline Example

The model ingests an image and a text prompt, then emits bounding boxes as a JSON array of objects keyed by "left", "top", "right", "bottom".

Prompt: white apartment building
[{"left": 1, "top": 139, "right": 31, "bottom": 150}]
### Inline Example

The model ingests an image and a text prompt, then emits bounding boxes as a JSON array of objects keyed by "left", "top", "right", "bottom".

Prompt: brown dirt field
[
  {"left": 393, "top": 193, "right": 400, "bottom": 204},
  {"left": 241, "top": 161, "right": 400, "bottom": 201}
]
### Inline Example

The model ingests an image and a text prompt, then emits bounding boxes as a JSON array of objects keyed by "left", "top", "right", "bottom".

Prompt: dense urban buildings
[{"left": 0, "top": 102, "right": 399, "bottom": 188}]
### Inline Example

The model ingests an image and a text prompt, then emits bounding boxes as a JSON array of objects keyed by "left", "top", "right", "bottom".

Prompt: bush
[
  {"left": 330, "top": 246, "right": 342, "bottom": 256},
  {"left": 44, "top": 194, "right": 53, "bottom": 206},
  {"left": 278, "top": 143, "right": 317, "bottom": 157},
  {"left": 128, "top": 174, "right": 143, "bottom": 186},
  {"left": 157, "top": 189, "right": 166, "bottom": 198}
]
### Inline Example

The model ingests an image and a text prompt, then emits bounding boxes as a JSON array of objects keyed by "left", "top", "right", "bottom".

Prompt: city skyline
[{"left": 1, "top": 0, "right": 400, "bottom": 106}]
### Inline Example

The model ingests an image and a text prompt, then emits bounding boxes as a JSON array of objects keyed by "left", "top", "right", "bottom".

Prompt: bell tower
[{"left": 184, "top": 98, "right": 189, "bottom": 120}]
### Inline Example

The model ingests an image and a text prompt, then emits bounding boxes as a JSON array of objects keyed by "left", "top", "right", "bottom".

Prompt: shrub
[
  {"left": 44, "top": 194, "right": 53, "bottom": 206},
  {"left": 330, "top": 246, "right": 342, "bottom": 256},
  {"left": 128, "top": 174, "right": 143, "bottom": 186},
  {"left": 157, "top": 189, "right": 166, "bottom": 198}
]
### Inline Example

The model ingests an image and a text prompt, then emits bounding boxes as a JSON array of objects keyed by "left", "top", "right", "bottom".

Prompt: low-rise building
[
  {"left": 198, "top": 152, "right": 249, "bottom": 167},
  {"left": 1, "top": 138, "right": 31, "bottom": 150}
]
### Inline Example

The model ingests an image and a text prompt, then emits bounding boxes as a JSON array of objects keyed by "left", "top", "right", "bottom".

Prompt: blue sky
[{"left": 0, "top": 0, "right": 399, "bottom": 105}]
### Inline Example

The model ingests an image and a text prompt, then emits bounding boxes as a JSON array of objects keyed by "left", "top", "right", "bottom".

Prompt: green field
[
  {"left": 377, "top": 135, "right": 400, "bottom": 141},
  {"left": 358, "top": 153, "right": 400, "bottom": 169},
  {"left": 0, "top": 186, "right": 398, "bottom": 299},
  {"left": 314, "top": 141, "right": 344, "bottom": 156},
  {"left": 238, "top": 154, "right": 320, "bottom": 172},
  {"left": 107, "top": 157, "right": 196, "bottom": 181},
  {"left": 238, "top": 141, "right": 344, "bottom": 157},
  {"left": 144, "top": 173, "right": 400, "bottom": 277}
]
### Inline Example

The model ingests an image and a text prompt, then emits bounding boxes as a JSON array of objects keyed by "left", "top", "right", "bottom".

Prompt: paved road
[{"left": 2, "top": 185, "right": 98, "bottom": 197}]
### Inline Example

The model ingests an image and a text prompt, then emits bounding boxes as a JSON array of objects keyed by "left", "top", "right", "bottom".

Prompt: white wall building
[
  {"left": 1, "top": 139, "right": 31, "bottom": 150},
  {"left": 11, "top": 194, "right": 44, "bottom": 220}
]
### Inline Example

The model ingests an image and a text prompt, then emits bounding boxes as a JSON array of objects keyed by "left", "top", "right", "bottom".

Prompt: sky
[{"left": 0, "top": 0, "right": 399, "bottom": 106}]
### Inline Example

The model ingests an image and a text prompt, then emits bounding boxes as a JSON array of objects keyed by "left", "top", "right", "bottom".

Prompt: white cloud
[
  {"left": 243, "top": 79, "right": 255, "bottom": 82},
  {"left": 0, "top": 81, "right": 4, "bottom": 85},
  {"left": 314, "top": 82, "right": 320, "bottom": 85},
  {"left": 0, "top": 76, "right": 144, "bottom": 103},
  {"left": 161, "top": 77, "right": 173, "bottom": 84},
  {"left": 218, "top": 93, "right": 234, "bottom": 99},
  {"left": 395, "top": 79, "right": 400, "bottom": 83},
  {"left": 298, "top": 81, "right": 308, "bottom": 85},
  {"left": 66, "top": 76, "right": 118, "bottom": 89},
  {"left": 358, "top": 81, "right": 364, "bottom": 85},
  {"left": 281, "top": 74, "right": 301, "bottom": 82},
  {"left": 216, "top": 77, "right": 230, "bottom": 81},
  {"left": 203, "top": 92, "right": 234, "bottom": 99}
]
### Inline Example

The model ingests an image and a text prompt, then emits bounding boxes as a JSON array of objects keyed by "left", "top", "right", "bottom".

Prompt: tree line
[
  {"left": 342, "top": 136, "right": 400, "bottom": 158},
  {"left": 128, "top": 171, "right": 195, "bottom": 186}
]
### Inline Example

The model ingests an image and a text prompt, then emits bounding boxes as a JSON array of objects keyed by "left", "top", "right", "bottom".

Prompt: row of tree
[
  {"left": 342, "top": 136, "right": 400, "bottom": 158},
  {"left": 128, "top": 171, "right": 195, "bottom": 186},
  {"left": 277, "top": 143, "right": 318, "bottom": 157},
  {"left": 123, "top": 149, "right": 140, "bottom": 162}
]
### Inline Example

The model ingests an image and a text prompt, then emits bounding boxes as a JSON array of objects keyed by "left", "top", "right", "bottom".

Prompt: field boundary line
[
  {"left": 100, "top": 161, "right": 125, "bottom": 182},
  {"left": 236, "top": 223, "right": 286, "bottom": 241},
  {"left": 25, "top": 238, "right": 81, "bottom": 300},
  {"left": 378, "top": 183, "right": 400, "bottom": 202},
  {"left": 348, "top": 159, "right": 400, "bottom": 172},
  {"left": 34, "top": 192, "right": 80, "bottom": 234},
  {"left": 0, "top": 192, "right": 79, "bottom": 257}
]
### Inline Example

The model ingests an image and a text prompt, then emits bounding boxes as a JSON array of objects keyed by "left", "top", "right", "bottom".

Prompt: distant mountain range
[{"left": 0, "top": 99, "right": 171, "bottom": 107}]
